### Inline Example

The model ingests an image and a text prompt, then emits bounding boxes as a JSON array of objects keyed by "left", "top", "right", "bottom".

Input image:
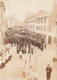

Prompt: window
[
  {"left": 36, "top": 26, "right": 38, "bottom": 30},
  {"left": 36, "top": 26, "right": 40, "bottom": 30},
  {"left": 36, "top": 18, "right": 43, "bottom": 23},
  {"left": 38, "top": 26, "right": 40, "bottom": 30},
  {"left": 36, "top": 19, "right": 38, "bottom": 23},
  {"left": 44, "top": 17, "right": 46, "bottom": 23},
  {"left": 10, "top": 21, "right": 12, "bottom": 27},
  {"left": 49, "top": 26, "right": 51, "bottom": 32},
  {"left": 53, "top": 37, "right": 57, "bottom": 44},
  {"left": 33, "top": 25, "right": 34, "bottom": 29},
  {"left": 36, "top": 18, "right": 39, "bottom": 24},
  {"left": 44, "top": 26, "right": 46, "bottom": 31},
  {"left": 48, "top": 36, "right": 52, "bottom": 44},
  {"left": 41, "top": 18, "right": 43, "bottom": 23},
  {"left": 41, "top": 26, "right": 42, "bottom": 31},
  {"left": 39, "top": 18, "right": 40, "bottom": 23}
]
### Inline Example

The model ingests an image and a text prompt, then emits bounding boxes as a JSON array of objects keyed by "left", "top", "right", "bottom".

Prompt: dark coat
[{"left": 46, "top": 67, "right": 52, "bottom": 79}]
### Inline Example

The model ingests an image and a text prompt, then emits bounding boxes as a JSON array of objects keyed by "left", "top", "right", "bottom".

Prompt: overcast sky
[{"left": 2, "top": 0, "right": 54, "bottom": 21}]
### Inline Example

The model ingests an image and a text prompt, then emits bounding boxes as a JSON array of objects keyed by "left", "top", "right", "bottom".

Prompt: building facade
[
  {"left": 27, "top": 18, "right": 36, "bottom": 35},
  {"left": 26, "top": 13, "right": 37, "bottom": 36},
  {"left": 4, "top": 15, "right": 15, "bottom": 28},
  {"left": 26, "top": 1, "right": 57, "bottom": 45},
  {"left": 14, "top": 20, "right": 26, "bottom": 32}
]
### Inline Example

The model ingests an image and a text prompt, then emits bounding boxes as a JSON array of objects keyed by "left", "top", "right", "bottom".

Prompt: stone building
[
  {"left": 14, "top": 20, "right": 26, "bottom": 32},
  {"left": 4, "top": 15, "right": 15, "bottom": 28},
  {"left": 26, "top": 0, "right": 57, "bottom": 45}
]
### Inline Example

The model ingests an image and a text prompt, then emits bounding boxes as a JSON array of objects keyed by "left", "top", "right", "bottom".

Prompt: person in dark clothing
[
  {"left": 46, "top": 64, "right": 52, "bottom": 80},
  {"left": 28, "top": 40, "right": 31, "bottom": 53}
]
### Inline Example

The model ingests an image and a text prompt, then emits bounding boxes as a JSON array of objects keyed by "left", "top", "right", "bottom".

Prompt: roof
[
  {"left": 0, "top": 2, "right": 5, "bottom": 11},
  {"left": 36, "top": 10, "right": 52, "bottom": 18},
  {"left": 26, "top": 10, "right": 52, "bottom": 22},
  {"left": 26, "top": 13, "right": 37, "bottom": 22}
]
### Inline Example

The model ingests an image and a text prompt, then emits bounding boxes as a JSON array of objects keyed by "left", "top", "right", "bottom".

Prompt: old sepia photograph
[{"left": 0, "top": 0, "right": 57, "bottom": 80}]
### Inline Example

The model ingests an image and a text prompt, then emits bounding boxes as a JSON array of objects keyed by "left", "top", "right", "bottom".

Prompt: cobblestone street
[{"left": 0, "top": 44, "right": 57, "bottom": 80}]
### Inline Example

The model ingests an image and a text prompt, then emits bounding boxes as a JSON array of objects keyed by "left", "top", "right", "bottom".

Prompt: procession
[
  {"left": 0, "top": 30, "right": 56, "bottom": 80},
  {"left": 0, "top": 0, "right": 57, "bottom": 80},
  {"left": 0, "top": 30, "right": 47, "bottom": 79}
]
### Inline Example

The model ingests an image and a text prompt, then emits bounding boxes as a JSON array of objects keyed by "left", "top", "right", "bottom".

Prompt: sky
[{"left": 1, "top": 0, "right": 54, "bottom": 21}]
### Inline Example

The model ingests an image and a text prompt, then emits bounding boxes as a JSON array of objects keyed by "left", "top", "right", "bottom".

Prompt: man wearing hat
[{"left": 46, "top": 64, "right": 52, "bottom": 80}]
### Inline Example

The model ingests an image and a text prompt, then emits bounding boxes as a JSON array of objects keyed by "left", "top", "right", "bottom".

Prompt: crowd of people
[
  {"left": 0, "top": 35, "right": 53, "bottom": 80},
  {"left": 15, "top": 36, "right": 53, "bottom": 80},
  {"left": 16, "top": 37, "right": 46, "bottom": 55},
  {"left": 17, "top": 40, "right": 52, "bottom": 80},
  {"left": 4, "top": 31, "right": 47, "bottom": 52},
  {"left": 0, "top": 46, "right": 12, "bottom": 69},
  {"left": 17, "top": 40, "right": 38, "bottom": 80},
  {"left": 4, "top": 32, "right": 49, "bottom": 80}
]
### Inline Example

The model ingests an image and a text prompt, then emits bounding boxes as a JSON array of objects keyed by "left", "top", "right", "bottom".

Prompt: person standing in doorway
[{"left": 46, "top": 64, "right": 52, "bottom": 80}]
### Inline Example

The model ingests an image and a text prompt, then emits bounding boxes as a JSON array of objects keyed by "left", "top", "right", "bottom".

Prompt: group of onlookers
[
  {"left": 29, "top": 37, "right": 47, "bottom": 51},
  {"left": 4, "top": 31, "right": 47, "bottom": 52},
  {"left": 0, "top": 47, "right": 12, "bottom": 69}
]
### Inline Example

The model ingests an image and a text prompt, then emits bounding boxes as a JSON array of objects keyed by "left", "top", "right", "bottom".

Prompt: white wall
[{"left": 0, "top": 7, "right": 2, "bottom": 25}]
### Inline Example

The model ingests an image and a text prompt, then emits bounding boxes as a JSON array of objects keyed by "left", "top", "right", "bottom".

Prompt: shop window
[
  {"left": 53, "top": 37, "right": 57, "bottom": 44},
  {"left": 43, "top": 35, "right": 46, "bottom": 42},
  {"left": 48, "top": 36, "right": 52, "bottom": 44}
]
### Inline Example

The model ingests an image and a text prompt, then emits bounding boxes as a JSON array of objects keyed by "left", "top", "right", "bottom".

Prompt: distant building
[
  {"left": 26, "top": 0, "right": 57, "bottom": 45},
  {"left": 4, "top": 15, "right": 15, "bottom": 28},
  {"left": 14, "top": 20, "right": 26, "bottom": 32}
]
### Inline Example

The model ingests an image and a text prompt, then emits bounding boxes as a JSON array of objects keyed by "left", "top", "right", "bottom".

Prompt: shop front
[
  {"left": 48, "top": 36, "right": 52, "bottom": 44},
  {"left": 43, "top": 35, "right": 46, "bottom": 43}
]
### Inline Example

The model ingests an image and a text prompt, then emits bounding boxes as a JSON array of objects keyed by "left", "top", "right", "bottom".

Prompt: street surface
[{"left": 0, "top": 44, "right": 57, "bottom": 80}]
